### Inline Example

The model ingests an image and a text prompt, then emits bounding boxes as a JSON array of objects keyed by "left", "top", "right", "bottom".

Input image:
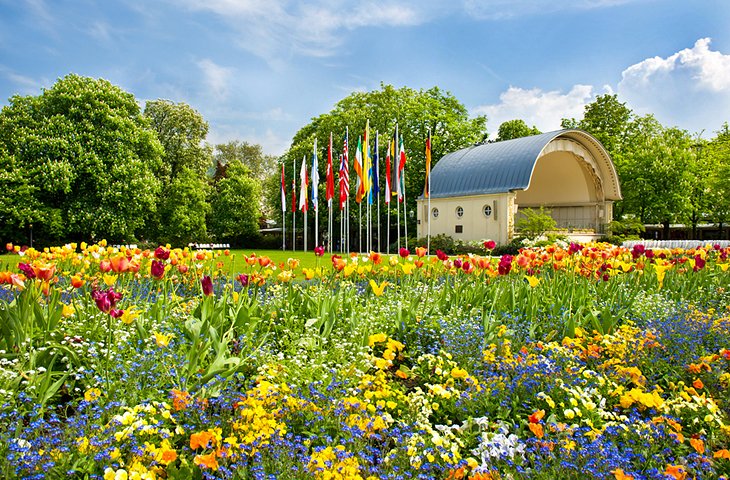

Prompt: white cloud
[
  {"left": 472, "top": 85, "right": 596, "bottom": 136},
  {"left": 618, "top": 38, "right": 730, "bottom": 134},
  {"left": 196, "top": 59, "right": 233, "bottom": 99},
  {"left": 175, "top": 0, "right": 422, "bottom": 63}
]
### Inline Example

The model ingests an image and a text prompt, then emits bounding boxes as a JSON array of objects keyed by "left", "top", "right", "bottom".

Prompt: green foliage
[
  {"left": 209, "top": 161, "right": 262, "bottom": 246},
  {"left": 515, "top": 206, "right": 557, "bottom": 240},
  {"left": 607, "top": 217, "right": 645, "bottom": 244},
  {"left": 0, "top": 74, "right": 163, "bottom": 244},
  {"left": 496, "top": 119, "right": 541, "bottom": 141},
  {"left": 144, "top": 100, "right": 213, "bottom": 244}
]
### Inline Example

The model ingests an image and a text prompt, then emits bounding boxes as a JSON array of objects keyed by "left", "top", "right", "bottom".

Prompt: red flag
[{"left": 326, "top": 132, "right": 335, "bottom": 203}]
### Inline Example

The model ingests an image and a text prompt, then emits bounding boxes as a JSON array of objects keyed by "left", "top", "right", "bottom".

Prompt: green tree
[
  {"left": 496, "top": 119, "right": 541, "bottom": 141},
  {"left": 209, "top": 160, "right": 262, "bottom": 246},
  {"left": 144, "top": 100, "right": 212, "bottom": 245},
  {"left": 214, "top": 141, "right": 276, "bottom": 182},
  {"left": 277, "top": 84, "right": 487, "bottom": 250},
  {"left": 515, "top": 206, "right": 557, "bottom": 240},
  {"left": 706, "top": 123, "right": 730, "bottom": 237},
  {"left": 0, "top": 74, "right": 162, "bottom": 244}
]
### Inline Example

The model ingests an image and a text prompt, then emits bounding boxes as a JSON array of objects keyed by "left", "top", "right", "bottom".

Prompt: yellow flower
[
  {"left": 400, "top": 262, "right": 415, "bottom": 275},
  {"left": 369, "top": 279, "right": 388, "bottom": 296},
  {"left": 62, "top": 304, "right": 75, "bottom": 318},
  {"left": 153, "top": 332, "right": 173, "bottom": 347},
  {"left": 120, "top": 308, "right": 139, "bottom": 325},
  {"left": 103, "top": 274, "right": 117, "bottom": 287},
  {"left": 84, "top": 388, "right": 102, "bottom": 402},
  {"left": 524, "top": 275, "right": 540, "bottom": 288},
  {"left": 302, "top": 268, "right": 316, "bottom": 280},
  {"left": 368, "top": 333, "right": 387, "bottom": 346},
  {"left": 277, "top": 270, "right": 293, "bottom": 282}
]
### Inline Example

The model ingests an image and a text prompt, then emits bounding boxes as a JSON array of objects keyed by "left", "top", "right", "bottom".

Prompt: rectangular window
[{"left": 455, "top": 225, "right": 463, "bottom": 233}]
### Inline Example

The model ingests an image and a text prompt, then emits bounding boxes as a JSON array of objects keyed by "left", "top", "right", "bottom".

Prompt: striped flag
[
  {"left": 339, "top": 153, "right": 348, "bottom": 209},
  {"left": 424, "top": 131, "right": 431, "bottom": 198},
  {"left": 326, "top": 132, "right": 335, "bottom": 204},
  {"left": 372, "top": 132, "right": 379, "bottom": 200},
  {"left": 281, "top": 163, "right": 286, "bottom": 212},
  {"left": 354, "top": 135, "right": 364, "bottom": 204},
  {"left": 311, "top": 139, "right": 319, "bottom": 211},
  {"left": 291, "top": 160, "right": 297, "bottom": 212},
  {"left": 363, "top": 120, "right": 371, "bottom": 204},
  {"left": 397, "top": 135, "right": 407, "bottom": 203},
  {"left": 384, "top": 136, "right": 392, "bottom": 205},
  {"left": 299, "top": 155, "right": 308, "bottom": 212}
]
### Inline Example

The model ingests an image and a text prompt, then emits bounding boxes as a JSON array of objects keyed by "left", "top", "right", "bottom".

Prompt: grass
[{"left": 216, "top": 249, "right": 328, "bottom": 276}]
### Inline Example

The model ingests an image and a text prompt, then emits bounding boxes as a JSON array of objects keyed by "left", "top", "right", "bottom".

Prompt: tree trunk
[{"left": 663, "top": 221, "right": 671, "bottom": 240}]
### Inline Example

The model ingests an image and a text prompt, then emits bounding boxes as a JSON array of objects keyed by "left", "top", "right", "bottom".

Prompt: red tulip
[
  {"left": 484, "top": 240, "right": 496, "bottom": 250},
  {"left": 154, "top": 246, "right": 170, "bottom": 260},
  {"left": 314, "top": 246, "right": 325, "bottom": 257},
  {"left": 201, "top": 275, "right": 213, "bottom": 296},
  {"left": 399, "top": 248, "right": 410, "bottom": 258},
  {"left": 151, "top": 260, "right": 165, "bottom": 279}
]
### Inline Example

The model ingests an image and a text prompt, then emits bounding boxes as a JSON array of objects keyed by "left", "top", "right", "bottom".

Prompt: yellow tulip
[{"left": 369, "top": 279, "right": 388, "bottom": 296}]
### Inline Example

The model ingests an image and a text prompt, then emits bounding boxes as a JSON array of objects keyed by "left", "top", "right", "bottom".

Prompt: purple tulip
[{"left": 201, "top": 275, "right": 214, "bottom": 296}]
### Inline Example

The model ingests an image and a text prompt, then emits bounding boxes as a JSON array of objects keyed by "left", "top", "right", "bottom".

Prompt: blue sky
[{"left": 1, "top": 0, "right": 729, "bottom": 155}]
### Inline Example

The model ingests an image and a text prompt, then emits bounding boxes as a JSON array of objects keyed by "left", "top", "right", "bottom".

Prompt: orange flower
[
  {"left": 71, "top": 274, "right": 85, "bottom": 288},
  {"left": 110, "top": 255, "right": 130, "bottom": 273},
  {"left": 258, "top": 256, "right": 271, "bottom": 267},
  {"left": 369, "top": 251, "right": 383, "bottom": 265},
  {"left": 194, "top": 452, "right": 219, "bottom": 470},
  {"left": 689, "top": 437, "right": 705, "bottom": 454},
  {"left": 160, "top": 449, "right": 178, "bottom": 464},
  {"left": 714, "top": 449, "right": 730, "bottom": 459},
  {"left": 611, "top": 468, "right": 634, "bottom": 480},
  {"left": 693, "top": 378, "right": 704, "bottom": 390},
  {"left": 171, "top": 389, "right": 192, "bottom": 411},
  {"left": 528, "top": 422, "right": 544, "bottom": 439},
  {"left": 528, "top": 410, "right": 545, "bottom": 423},
  {"left": 31, "top": 262, "right": 56, "bottom": 281},
  {"left": 664, "top": 465, "right": 687, "bottom": 480},
  {"left": 190, "top": 431, "right": 215, "bottom": 450},
  {"left": 415, "top": 246, "right": 427, "bottom": 258}
]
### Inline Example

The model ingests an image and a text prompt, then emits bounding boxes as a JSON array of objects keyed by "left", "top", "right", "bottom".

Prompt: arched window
[
  {"left": 483, "top": 204, "right": 492, "bottom": 217},
  {"left": 455, "top": 206, "right": 464, "bottom": 218}
]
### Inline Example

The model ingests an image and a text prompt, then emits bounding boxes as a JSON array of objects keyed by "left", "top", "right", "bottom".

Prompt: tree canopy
[
  {"left": 496, "top": 119, "right": 541, "bottom": 141},
  {"left": 0, "top": 74, "right": 162, "bottom": 244}
]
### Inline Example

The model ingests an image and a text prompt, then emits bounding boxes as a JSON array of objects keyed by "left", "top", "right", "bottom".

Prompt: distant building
[{"left": 416, "top": 129, "right": 622, "bottom": 244}]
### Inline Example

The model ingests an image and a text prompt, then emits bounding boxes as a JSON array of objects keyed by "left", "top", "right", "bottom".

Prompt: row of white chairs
[
  {"left": 623, "top": 240, "right": 730, "bottom": 249},
  {"left": 188, "top": 243, "right": 231, "bottom": 250}
]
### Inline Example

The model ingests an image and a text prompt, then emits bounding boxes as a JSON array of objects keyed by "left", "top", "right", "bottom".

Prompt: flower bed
[{"left": 0, "top": 241, "right": 729, "bottom": 479}]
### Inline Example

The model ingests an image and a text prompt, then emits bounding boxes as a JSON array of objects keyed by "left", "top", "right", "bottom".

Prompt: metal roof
[{"left": 429, "top": 130, "right": 570, "bottom": 199}]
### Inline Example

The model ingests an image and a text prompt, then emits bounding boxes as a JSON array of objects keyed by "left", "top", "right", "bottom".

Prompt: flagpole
[
  {"left": 292, "top": 157, "right": 296, "bottom": 251},
  {"left": 395, "top": 124, "right": 400, "bottom": 251},
  {"left": 402, "top": 134, "right": 408, "bottom": 251},
  {"left": 426, "top": 129, "right": 432, "bottom": 255},
  {"left": 376, "top": 131, "right": 380, "bottom": 252}
]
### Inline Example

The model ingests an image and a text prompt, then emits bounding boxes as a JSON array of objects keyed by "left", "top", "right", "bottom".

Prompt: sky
[{"left": 1, "top": 0, "right": 729, "bottom": 156}]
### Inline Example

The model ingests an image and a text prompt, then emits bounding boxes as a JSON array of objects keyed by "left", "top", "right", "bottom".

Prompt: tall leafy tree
[
  {"left": 0, "top": 74, "right": 162, "bottom": 244},
  {"left": 214, "top": 141, "right": 276, "bottom": 182},
  {"left": 144, "top": 100, "right": 212, "bottom": 245},
  {"left": 496, "top": 119, "right": 541, "bottom": 141},
  {"left": 276, "top": 84, "right": 487, "bottom": 247},
  {"left": 209, "top": 160, "right": 262, "bottom": 246},
  {"left": 706, "top": 123, "right": 730, "bottom": 237}
]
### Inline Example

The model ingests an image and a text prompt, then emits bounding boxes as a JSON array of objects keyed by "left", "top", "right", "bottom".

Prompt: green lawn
[{"left": 216, "top": 248, "right": 331, "bottom": 276}]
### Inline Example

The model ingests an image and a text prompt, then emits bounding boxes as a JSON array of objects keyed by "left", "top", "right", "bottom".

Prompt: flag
[
  {"left": 339, "top": 154, "right": 349, "bottom": 210},
  {"left": 397, "top": 135, "right": 407, "bottom": 203},
  {"left": 363, "top": 120, "right": 371, "bottom": 204},
  {"left": 291, "top": 160, "right": 297, "bottom": 212},
  {"left": 384, "top": 136, "right": 392, "bottom": 205},
  {"left": 311, "top": 139, "right": 319, "bottom": 211},
  {"left": 372, "top": 132, "right": 380, "bottom": 199},
  {"left": 299, "top": 155, "right": 308, "bottom": 212},
  {"left": 424, "top": 131, "right": 431, "bottom": 199},
  {"left": 354, "top": 135, "right": 364, "bottom": 204},
  {"left": 281, "top": 163, "right": 286, "bottom": 212},
  {"left": 326, "top": 132, "right": 335, "bottom": 204}
]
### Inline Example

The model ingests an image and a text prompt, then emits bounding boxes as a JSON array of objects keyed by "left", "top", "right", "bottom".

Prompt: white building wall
[{"left": 417, "top": 192, "right": 516, "bottom": 245}]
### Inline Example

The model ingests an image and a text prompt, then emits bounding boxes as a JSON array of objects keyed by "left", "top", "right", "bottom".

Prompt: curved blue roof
[{"left": 429, "top": 130, "right": 566, "bottom": 198}]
